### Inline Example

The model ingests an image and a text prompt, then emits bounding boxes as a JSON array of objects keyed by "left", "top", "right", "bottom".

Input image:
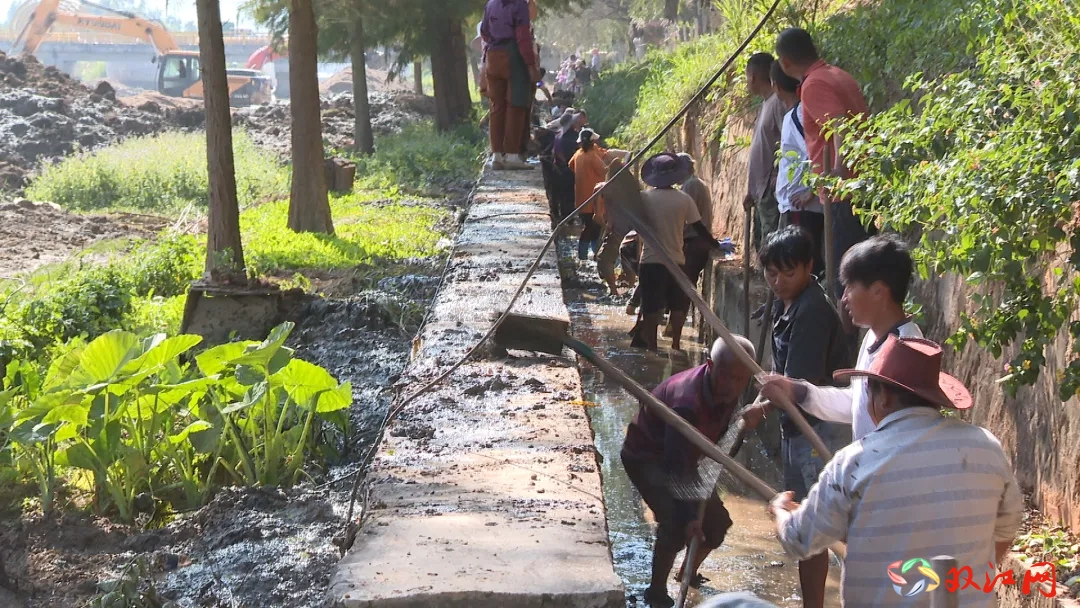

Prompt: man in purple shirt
[
  {"left": 481, "top": 0, "right": 540, "bottom": 170},
  {"left": 621, "top": 336, "right": 755, "bottom": 608}
]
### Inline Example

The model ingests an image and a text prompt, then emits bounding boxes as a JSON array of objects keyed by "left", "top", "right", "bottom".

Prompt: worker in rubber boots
[
  {"left": 481, "top": 0, "right": 540, "bottom": 170},
  {"left": 621, "top": 336, "right": 756, "bottom": 608}
]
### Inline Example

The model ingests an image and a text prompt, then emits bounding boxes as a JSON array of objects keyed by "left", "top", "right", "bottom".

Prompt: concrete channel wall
[{"left": 327, "top": 169, "right": 624, "bottom": 607}]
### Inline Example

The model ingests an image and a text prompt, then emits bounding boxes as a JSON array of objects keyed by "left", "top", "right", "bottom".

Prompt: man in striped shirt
[{"left": 768, "top": 336, "right": 1023, "bottom": 606}]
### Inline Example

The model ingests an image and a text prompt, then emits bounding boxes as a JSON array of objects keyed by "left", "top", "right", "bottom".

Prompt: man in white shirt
[
  {"left": 751, "top": 234, "right": 922, "bottom": 440},
  {"left": 768, "top": 335, "right": 1023, "bottom": 607},
  {"left": 771, "top": 60, "right": 825, "bottom": 276}
]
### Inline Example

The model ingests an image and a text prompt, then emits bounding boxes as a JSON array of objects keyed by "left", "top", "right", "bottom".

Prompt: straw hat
[{"left": 833, "top": 336, "right": 972, "bottom": 409}]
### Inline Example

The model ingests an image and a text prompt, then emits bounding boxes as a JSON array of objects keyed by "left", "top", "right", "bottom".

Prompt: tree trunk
[
  {"left": 287, "top": 0, "right": 334, "bottom": 234},
  {"left": 350, "top": 13, "right": 374, "bottom": 155},
  {"left": 664, "top": 0, "right": 680, "bottom": 22},
  {"left": 196, "top": 0, "right": 244, "bottom": 275},
  {"left": 413, "top": 60, "right": 423, "bottom": 95},
  {"left": 430, "top": 15, "right": 471, "bottom": 131}
]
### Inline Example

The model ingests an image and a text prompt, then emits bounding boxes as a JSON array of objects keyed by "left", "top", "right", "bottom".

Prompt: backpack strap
[{"left": 792, "top": 102, "right": 805, "bottom": 138}]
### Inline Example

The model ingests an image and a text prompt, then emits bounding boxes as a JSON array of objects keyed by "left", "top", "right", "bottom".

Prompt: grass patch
[
  {"left": 3, "top": 122, "right": 467, "bottom": 364},
  {"left": 242, "top": 194, "right": 450, "bottom": 276},
  {"left": 345, "top": 122, "right": 484, "bottom": 194},
  {"left": 26, "top": 131, "right": 288, "bottom": 213}
]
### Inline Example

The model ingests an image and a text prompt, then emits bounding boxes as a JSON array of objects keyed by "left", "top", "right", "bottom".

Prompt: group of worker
[
  {"left": 618, "top": 28, "right": 1022, "bottom": 608},
  {"left": 479, "top": 2, "right": 1023, "bottom": 606}
]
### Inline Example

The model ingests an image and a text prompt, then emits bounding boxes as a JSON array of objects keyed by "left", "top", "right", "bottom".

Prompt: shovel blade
[{"left": 493, "top": 313, "right": 570, "bottom": 356}]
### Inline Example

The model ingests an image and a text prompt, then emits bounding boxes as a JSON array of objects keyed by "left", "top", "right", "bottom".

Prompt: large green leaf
[
  {"left": 58, "top": 442, "right": 101, "bottom": 471},
  {"left": 43, "top": 344, "right": 86, "bottom": 390},
  {"left": 122, "top": 335, "right": 203, "bottom": 383},
  {"left": 221, "top": 382, "right": 269, "bottom": 415},
  {"left": 42, "top": 403, "right": 90, "bottom": 427},
  {"left": 169, "top": 421, "right": 213, "bottom": 444},
  {"left": 195, "top": 341, "right": 257, "bottom": 376},
  {"left": 317, "top": 383, "right": 353, "bottom": 413},
  {"left": 231, "top": 322, "right": 295, "bottom": 370},
  {"left": 8, "top": 420, "right": 57, "bottom": 446},
  {"left": 275, "top": 359, "right": 339, "bottom": 407},
  {"left": 66, "top": 331, "right": 141, "bottom": 388}
]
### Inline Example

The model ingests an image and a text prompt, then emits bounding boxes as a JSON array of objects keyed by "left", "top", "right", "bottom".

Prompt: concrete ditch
[{"left": 327, "top": 168, "right": 624, "bottom": 607}]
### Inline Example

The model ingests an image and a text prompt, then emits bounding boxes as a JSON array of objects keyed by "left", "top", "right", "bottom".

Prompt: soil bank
[{"left": 327, "top": 169, "right": 624, "bottom": 607}]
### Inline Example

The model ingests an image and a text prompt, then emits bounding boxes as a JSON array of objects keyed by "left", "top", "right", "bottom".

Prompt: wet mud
[
  {"left": 558, "top": 241, "right": 841, "bottom": 607},
  {"left": 0, "top": 207, "right": 455, "bottom": 608}
]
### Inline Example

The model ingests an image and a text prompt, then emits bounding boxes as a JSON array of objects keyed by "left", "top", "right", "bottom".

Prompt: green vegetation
[
  {"left": 0, "top": 323, "right": 350, "bottom": 521},
  {"left": 2, "top": 124, "right": 463, "bottom": 371},
  {"left": 345, "top": 122, "right": 484, "bottom": 194},
  {"left": 840, "top": 0, "right": 1080, "bottom": 399},
  {"left": 585, "top": 0, "right": 1080, "bottom": 399},
  {"left": 0, "top": 120, "right": 474, "bottom": 520},
  {"left": 26, "top": 131, "right": 289, "bottom": 213}
]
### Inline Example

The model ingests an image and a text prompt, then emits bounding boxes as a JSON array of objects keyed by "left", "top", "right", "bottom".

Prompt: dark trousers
[
  {"left": 540, "top": 157, "right": 559, "bottom": 223},
  {"left": 485, "top": 48, "right": 527, "bottom": 156},
  {"left": 622, "top": 451, "right": 733, "bottom": 585},
  {"left": 578, "top": 213, "right": 602, "bottom": 259},
  {"left": 831, "top": 201, "right": 877, "bottom": 300},
  {"left": 554, "top": 164, "right": 576, "bottom": 219},
  {"left": 682, "top": 236, "right": 713, "bottom": 288}
]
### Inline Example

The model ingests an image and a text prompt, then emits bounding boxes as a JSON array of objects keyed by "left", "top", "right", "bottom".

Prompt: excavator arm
[{"left": 15, "top": 0, "right": 178, "bottom": 56}]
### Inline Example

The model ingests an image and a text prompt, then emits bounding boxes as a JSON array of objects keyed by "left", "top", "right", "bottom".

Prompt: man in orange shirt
[{"left": 776, "top": 28, "right": 874, "bottom": 327}]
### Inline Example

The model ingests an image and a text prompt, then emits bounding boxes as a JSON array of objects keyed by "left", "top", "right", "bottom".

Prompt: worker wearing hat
[
  {"left": 768, "top": 336, "right": 1023, "bottom": 607},
  {"left": 632, "top": 152, "right": 723, "bottom": 351}
]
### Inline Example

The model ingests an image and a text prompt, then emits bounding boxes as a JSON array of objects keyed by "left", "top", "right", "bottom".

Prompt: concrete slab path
[{"left": 327, "top": 169, "right": 625, "bottom": 607}]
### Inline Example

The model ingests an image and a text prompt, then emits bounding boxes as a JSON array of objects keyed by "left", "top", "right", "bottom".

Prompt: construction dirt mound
[
  {"left": 0, "top": 198, "right": 168, "bottom": 279},
  {"left": 0, "top": 52, "right": 202, "bottom": 193},
  {"left": 232, "top": 90, "right": 436, "bottom": 158}
]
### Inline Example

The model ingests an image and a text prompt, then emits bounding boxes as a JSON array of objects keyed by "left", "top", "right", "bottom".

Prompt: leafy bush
[
  {"left": 842, "top": 0, "right": 1080, "bottom": 399},
  {"left": 580, "top": 59, "right": 660, "bottom": 142},
  {"left": 1, "top": 323, "right": 350, "bottom": 520},
  {"left": 16, "top": 264, "right": 134, "bottom": 349},
  {"left": 26, "top": 132, "right": 288, "bottom": 213},
  {"left": 347, "top": 122, "right": 484, "bottom": 193}
]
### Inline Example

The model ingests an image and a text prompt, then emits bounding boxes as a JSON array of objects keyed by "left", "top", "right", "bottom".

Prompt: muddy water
[{"left": 562, "top": 253, "right": 841, "bottom": 607}]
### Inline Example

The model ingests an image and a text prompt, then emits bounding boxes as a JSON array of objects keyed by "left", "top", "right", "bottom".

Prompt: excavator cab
[{"left": 157, "top": 52, "right": 200, "bottom": 97}]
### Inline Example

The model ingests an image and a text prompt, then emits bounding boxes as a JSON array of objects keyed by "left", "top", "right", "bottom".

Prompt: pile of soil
[
  {"left": 0, "top": 199, "right": 168, "bottom": 279},
  {"left": 0, "top": 52, "right": 201, "bottom": 193},
  {"left": 232, "top": 90, "right": 436, "bottom": 158}
]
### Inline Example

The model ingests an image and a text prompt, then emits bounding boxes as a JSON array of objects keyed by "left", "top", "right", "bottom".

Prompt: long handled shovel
[{"left": 493, "top": 313, "right": 847, "bottom": 561}]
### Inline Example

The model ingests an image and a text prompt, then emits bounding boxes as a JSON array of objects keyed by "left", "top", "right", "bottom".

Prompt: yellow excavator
[{"left": 9, "top": 0, "right": 273, "bottom": 106}]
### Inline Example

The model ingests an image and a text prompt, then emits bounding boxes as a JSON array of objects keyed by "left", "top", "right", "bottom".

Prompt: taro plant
[{"left": 3, "top": 322, "right": 351, "bottom": 521}]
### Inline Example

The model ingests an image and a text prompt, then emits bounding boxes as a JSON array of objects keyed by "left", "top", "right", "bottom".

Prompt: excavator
[{"left": 9, "top": 0, "right": 273, "bottom": 106}]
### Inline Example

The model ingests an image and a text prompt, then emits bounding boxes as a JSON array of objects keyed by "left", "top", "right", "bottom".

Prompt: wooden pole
[
  {"left": 608, "top": 204, "right": 835, "bottom": 461},
  {"left": 743, "top": 209, "right": 752, "bottom": 336},
  {"left": 822, "top": 139, "right": 836, "bottom": 304},
  {"left": 564, "top": 334, "right": 847, "bottom": 559}
]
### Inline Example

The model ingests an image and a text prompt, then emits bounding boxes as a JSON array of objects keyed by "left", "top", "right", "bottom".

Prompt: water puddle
[{"left": 562, "top": 252, "right": 841, "bottom": 607}]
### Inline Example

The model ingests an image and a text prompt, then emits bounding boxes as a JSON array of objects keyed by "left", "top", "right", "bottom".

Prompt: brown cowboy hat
[{"left": 833, "top": 335, "right": 973, "bottom": 410}]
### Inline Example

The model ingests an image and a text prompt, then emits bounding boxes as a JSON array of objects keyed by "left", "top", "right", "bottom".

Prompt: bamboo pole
[
  {"left": 823, "top": 139, "right": 836, "bottom": 304},
  {"left": 564, "top": 334, "right": 847, "bottom": 559}
]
